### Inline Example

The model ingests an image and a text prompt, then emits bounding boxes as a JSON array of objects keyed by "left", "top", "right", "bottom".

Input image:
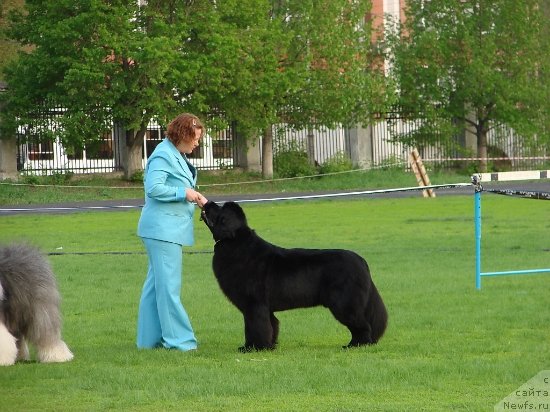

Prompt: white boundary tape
[
  {"left": 0, "top": 183, "right": 472, "bottom": 213},
  {"left": 234, "top": 183, "right": 471, "bottom": 203},
  {"left": 478, "top": 170, "right": 549, "bottom": 182},
  {"left": 423, "top": 156, "right": 549, "bottom": 162}
]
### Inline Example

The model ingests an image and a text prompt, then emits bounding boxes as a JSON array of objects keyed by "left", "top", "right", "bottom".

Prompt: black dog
[{"left": 201, "top": 201, "right": 388, "bottom": 352}]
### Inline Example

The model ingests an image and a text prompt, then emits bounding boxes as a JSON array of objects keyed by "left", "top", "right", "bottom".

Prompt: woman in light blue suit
[{"left": 137, "top": 113, "right": 208, "bottom": 352}]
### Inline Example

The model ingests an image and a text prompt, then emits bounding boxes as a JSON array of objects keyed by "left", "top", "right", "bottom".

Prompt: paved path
[{"left": 0, "top": 181, "right": 548, "bottom": 215}]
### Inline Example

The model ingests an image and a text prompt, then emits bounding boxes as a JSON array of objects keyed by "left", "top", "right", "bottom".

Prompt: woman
[{"left": 136, "top": 113, "right": 208, "bottom": 351}]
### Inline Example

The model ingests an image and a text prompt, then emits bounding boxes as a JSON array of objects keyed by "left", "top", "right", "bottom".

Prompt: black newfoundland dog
[{"left": 201, "top": 201, "right": 388, "bottom": 352}]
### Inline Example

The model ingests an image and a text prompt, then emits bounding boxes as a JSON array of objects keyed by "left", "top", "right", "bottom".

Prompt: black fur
[{"left": 201, "top": 201, "right": 388, "bottom": 352}]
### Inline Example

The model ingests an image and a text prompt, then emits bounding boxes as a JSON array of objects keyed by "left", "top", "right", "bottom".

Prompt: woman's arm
[{"left": 144, "top": 157, "right": 188, "bottom": 202}]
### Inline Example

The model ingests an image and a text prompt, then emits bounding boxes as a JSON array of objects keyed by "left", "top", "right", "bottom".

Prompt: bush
[
  {"left": 318, "top": 152, "right": 354, "bottom": 175},
  {"left": 130, "top": 170, "right": 144, "bottom": 182},
  {"left": 377, "top": 155, "right": 405, "bottom": 171},
  {"left": 21, "top": 172, "right": 74, "bottom": 185},
  {"left": 274, "top": 141, "right": 317, "bottom": 178}
]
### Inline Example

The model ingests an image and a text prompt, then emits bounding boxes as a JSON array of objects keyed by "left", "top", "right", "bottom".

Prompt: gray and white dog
[{"left": 0, "top": 243, "right": 73, "bottom": 366}]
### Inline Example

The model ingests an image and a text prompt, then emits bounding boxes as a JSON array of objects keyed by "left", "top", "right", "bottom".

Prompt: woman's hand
[
  {"left": 196, "top": 193, "right": 208, "bottom": 208},
  {"left": 185, "top": 188, "right": 208, "bottom": 207}
]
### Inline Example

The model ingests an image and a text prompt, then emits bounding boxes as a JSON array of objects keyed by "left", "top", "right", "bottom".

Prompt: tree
[
  {"left": 1, "top": 0, "right": 235, "bottom": 179},
  {"left": 1, "top": 0, "right": 388, "bottom": 179},
  {"left": 386, "top": 0, "right": 549, "bottom": 172},
  {"left": 216, "top": 0, "right": 389, "bottom": 178}
]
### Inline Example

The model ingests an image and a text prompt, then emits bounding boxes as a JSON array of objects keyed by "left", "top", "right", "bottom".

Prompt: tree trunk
[
  {"left": 124, "top": 127, "right": 146, "bottom": 180},
  {"left": 262, "top": 126, "right": 273, "bottom": 179},
  {"left": 477, "top": 126, "right": 488, "bottom": 173},
  {"left": 307, "top": 127, "right": 315, "bottom": 165}
]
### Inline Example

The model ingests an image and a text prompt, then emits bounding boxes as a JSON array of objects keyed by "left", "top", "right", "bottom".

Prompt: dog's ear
[
  {"left": 203, "top": 200, "right": 217, "bottom": 210},
  {"left": 223, "top": 202, "right": 243, "bottom": 214},
  {"left": 223, "top": 202, "right": 247, "bottom": 225}
]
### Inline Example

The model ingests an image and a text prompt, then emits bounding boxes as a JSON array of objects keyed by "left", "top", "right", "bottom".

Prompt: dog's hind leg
[
  {"left": 346, "top": 326, "right": 373, "bottom": 347},
  {"left": 270, "top": 313, "right": 280, "bottom": 346},
  {"left": 344, "top": 293, "right": 388, "bottom": 347},
  {"left": 16, "top": 337, "right": 30, "bottom": 361},
  {"left": 327, "top": 300, "right": 374, "bottom": 347},
  {"left": 0, "top": 322, "right": 18, "bottom": 366}
]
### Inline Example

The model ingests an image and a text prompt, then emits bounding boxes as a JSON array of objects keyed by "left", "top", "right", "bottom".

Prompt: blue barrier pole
[
  {"left": 481, "top": 268, "right": 550, "bottom": 276},
  {"left": 472, "top": 172, "right": 550, "bottom": 289},
  {"left": 475, "top": 189, "right": 482, "bottom": 289}
]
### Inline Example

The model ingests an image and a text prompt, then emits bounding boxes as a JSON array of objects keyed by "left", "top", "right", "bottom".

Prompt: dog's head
[{"left": 201, "top": 201, "right": 248, "bottom": 242}]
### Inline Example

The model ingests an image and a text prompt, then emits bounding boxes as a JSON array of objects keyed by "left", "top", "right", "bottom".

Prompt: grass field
[
  {"left": 0, "top": 168, "right": 469, "bottom": 205},
  {"left": 0, "top": 190, "right": 549, "bottom": 410}
]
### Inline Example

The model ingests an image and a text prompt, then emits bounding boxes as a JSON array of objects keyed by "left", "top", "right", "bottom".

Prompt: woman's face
[{"left": 177, "top": 127, "right": 202, "bottom": 154}]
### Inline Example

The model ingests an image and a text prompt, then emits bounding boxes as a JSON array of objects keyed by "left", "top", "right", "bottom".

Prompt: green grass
[
  {"left": 0, "top": 194, "right": 549, "bottom": 411},
  {"left": 0, "top": 168, "right": 471, "bottom": 205}
]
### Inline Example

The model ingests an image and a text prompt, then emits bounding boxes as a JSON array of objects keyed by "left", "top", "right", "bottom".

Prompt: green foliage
[
  {"left": 0, "top": 0, "right": 23, "bottom": 82},
  {"left": 129, "top": 170, "right": 144, "bottom": 183},
  {"left": 376, "top": 154, "right": 406, "bottom": 171},
  {"left": 273, "top": 141, "right": 317, "bottom": 178},
  {"left": 318, "top": 152, "right": 354, "bottom": 175},
  {"left": 20, "top": 174, "right": 40, "bottom": 185},
  {"left": 1, "top": 0, "right": 391, "bottom": 180},
  {"left": 386, "top": 0, "right": 550, "bottom": 170},
  {"left": 19, "top": 171, "right": 73, "bottom": 186},
  {"left": 0, "top": 196, "right": 548, "bottom": 410},
  {"left": 226, "top": 0, "right": 391, "bottom": 140},
  {"left": 49, "top": 171, "right": 74, "bottom": 185}
]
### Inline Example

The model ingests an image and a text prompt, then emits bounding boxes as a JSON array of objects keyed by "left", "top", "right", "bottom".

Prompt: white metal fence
[{"left": 14, "top": 112, "right": 549, "bottom": 175}]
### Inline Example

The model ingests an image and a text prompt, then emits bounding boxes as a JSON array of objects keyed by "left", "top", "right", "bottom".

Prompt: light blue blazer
[{"left": 137, "top": 138, "right": 198, "bottom": 246}]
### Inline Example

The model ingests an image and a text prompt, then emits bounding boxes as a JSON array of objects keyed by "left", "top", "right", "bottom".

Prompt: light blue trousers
[{"left": 137, "top": 237, "right": 197, "bottom": 351}]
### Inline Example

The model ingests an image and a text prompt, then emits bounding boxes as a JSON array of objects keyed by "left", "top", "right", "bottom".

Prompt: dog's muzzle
[{"left": 200, "top": 209, "right": 211, "bottom": 227}]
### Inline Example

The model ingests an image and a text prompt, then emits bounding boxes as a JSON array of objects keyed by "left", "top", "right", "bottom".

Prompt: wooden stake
[{"left": 409, "top": 148, "right": 435, "bottom": 198}]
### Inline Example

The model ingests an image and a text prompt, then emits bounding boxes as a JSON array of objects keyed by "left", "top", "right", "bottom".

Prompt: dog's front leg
[{"left": 239, "top": 305, "right": 274, "bottom": 352}]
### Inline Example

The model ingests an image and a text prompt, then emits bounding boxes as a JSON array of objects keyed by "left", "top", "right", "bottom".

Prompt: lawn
[
  {"left": 0, "top": 194, "right": 548, "bottom": 411},
  {"left": 0, "top": 168, "right": 467, "bottom": 205}
]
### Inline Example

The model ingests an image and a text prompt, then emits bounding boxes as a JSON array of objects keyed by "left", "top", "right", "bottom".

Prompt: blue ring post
[
  {"left": 475, "top": 189, "right": 482, "bottom": 289},
  {"left": 472, "top": 172, "right": 550, "bottom": 289}
]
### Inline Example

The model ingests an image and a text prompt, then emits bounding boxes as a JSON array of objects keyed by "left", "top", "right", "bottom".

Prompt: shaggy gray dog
[{"left": 0, "top": 243, "right": 73, "bottom": 366}]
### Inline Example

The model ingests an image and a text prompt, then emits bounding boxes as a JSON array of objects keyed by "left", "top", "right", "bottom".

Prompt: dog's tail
[{"left": 366, "top": 282, "right": 388, "bottom": 344}]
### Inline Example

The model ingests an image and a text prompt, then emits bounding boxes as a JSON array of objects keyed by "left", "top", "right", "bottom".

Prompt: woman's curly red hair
[{"left": 166, "top": 113, "right": 204, "bottom": 146}]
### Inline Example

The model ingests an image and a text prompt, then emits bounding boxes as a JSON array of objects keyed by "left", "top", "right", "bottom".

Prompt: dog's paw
[
  {"left": 37, "top": 341, "right": 74, "bottom": 363},
  {"left": 238, "top": 344, "right": 275, "bottom": 352},
  {"left": 238, "top": 345, "right": 253, "bottom": 353}
]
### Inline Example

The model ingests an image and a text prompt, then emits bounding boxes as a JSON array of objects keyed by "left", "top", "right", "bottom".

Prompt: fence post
[
  {"left": 235, "top": 131, "right": 261, "bottom": 173},
  {"left": 0, "top": 137, "right": 18, "bottom": 180},
  {"left": 348, "top": 125, "right": 373, "bottom": 168},
  {"left": 0, "top": 82, "right": 19, "bottom": 180}
]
